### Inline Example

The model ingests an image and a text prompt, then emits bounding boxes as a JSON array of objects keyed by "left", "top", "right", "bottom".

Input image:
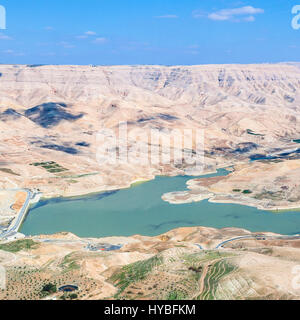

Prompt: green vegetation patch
[
  {"left": 59, "top": 293, "right": 78, "bottom": 300},
  {"left": 30, "top": 161, "right": 68, "bottom": 174},
  {"left": 60, "top": 172, "right": 99, "bottom": 179},
  {"left": 111, "top": 255, "right": 163, "bottom": 296},
  {"left": 68, "top": 180, "right": 79, "bottom": 184},
  {"left": 41, "top": 283, "right": 57, "bottom": 297},
  {"left": 166, "top": 290, "right": 188, "bottom": 300},
  {"left": 31, "top": 161, "right": 55, "bottom": 166},
  {"left": 59, "top": 254, "right": 80, "bottom": 273},
  {"left": 0, "top": 239, "right": 39, "bottom": 253},
  {"left": 232, "top": 189, "right": 241, "bottom": 192},
  {"left": 246, "top": 129, "right": 265, "bottom": 136},
  {"left": 182, "top": 251, "right": 231, "bottom": 265}
]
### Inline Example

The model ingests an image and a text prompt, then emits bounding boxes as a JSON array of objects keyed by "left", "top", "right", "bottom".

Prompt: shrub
[{"left": 41, "top": 283, "right": 57, "bottom": 295}]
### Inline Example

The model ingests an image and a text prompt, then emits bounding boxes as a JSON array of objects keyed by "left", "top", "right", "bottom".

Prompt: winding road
[
  {"left": 215, "top": 234, "right": 300, "bottom": 249},
  {"left": 193, "top": 234, "right": 300, "bottom": 250}
]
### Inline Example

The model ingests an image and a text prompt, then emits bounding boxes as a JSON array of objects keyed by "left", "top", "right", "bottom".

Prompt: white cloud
[
  {"left": 198, "top": 6, "right": 264, "bottom": 22},
  {"left": 93, "top": 37, "right": 107, "bottom": 44},
  {"left": 76, "top": 35, "right": 88, "bottom": 39},
  {"left": 0, "top": 33, "right": 12, "bottom": 40},
  {"left": 85, "top": 31, "right": 96, "bottom": 35},
  {"left": 244, "top": 15, "right": 255, "bottom": 22},
  {"left": 77, "top": 31, "right": 97, "bottom": 39},
  {"left": 3, "top": 49, "right": 24, "bottom": 56},
  {"left": 59, "top": 41, "right": 75, "bottom": 49},
  {"left": 155, "top": 14, "right": 178, "bottom": 19}
]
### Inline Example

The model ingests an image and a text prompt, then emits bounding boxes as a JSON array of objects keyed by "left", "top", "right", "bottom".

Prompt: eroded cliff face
[
  {"left": 1, "top": 64, "right": 300, "bottom": 105},
  {"left": 0, "top": 64, "right": 300, "bottom": 197}
]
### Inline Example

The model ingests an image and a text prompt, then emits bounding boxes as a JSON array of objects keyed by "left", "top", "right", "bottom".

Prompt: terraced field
[
  {"left": 198, "top": 259, "right": 236, "bottom": 300},
  {"left": 110, "top": 249, "right": 241, "bottom": 300}
]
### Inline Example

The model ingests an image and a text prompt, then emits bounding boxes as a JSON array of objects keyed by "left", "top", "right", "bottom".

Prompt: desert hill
[{"left": 0, "top": 64, "right": 299, "bottom": 201}]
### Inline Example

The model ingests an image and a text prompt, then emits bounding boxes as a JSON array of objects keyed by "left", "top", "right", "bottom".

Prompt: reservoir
[{"left": 21, "top": 169, "right": 300, "bottom": 237}]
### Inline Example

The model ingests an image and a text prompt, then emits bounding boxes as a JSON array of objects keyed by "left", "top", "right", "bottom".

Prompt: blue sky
[{"left": 0, "top": 0, "right": 299, "bottom": 65}]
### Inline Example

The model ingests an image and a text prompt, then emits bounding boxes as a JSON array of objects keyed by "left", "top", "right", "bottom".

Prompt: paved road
[
  {"left": 193, "top": 234, "right": 300, "bottom": 250},
  {"left": 0, "top": 189, "right": 32, "bottom": 239},
  {"left": 215, "top": 234, "right": 300, "bottom": 249},
  {"left": 215, "top": 235, "right": 255, "bottom": 249}
]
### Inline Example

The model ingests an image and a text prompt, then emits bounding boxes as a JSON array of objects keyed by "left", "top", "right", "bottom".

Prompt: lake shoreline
[
  {"left": 21, "top": 165, "right": 300, "bottom": 238},
  {"left": 35, "top": 167, "right": 227, "bottom": 203}
]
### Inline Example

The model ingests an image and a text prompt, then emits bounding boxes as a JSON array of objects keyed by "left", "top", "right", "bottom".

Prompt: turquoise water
[{"left": 21, "top": 168, "right": 300, "bottom": 237}]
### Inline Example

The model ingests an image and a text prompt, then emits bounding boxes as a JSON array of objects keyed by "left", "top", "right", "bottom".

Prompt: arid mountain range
[{"left": 0, "top": 64, "right": 299, "bottom": 208}]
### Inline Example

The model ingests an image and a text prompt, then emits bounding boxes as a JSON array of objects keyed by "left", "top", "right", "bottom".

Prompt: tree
[{"left": 41, "top": 283, "right": 57, "bottom": 295}]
